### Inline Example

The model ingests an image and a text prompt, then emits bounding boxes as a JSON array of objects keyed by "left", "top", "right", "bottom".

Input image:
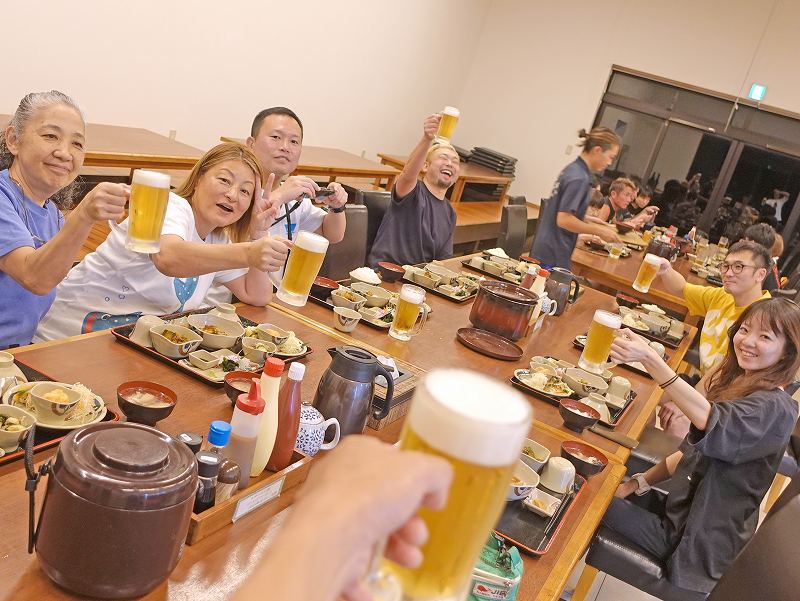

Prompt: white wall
[
  {"left": 454, "top": 0, "right": 799, "bottom": 202},
  {"left": 2, "top": 0, "right": 490, "bottom": 160}
]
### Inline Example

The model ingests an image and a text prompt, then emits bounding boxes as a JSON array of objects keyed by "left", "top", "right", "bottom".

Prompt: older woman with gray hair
[{"left": 0, "top": 90, "right": 128, "bottom": 348}]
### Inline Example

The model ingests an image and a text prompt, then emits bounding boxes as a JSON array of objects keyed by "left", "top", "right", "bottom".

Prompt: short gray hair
[{"left": 0, "top": 90, "right": 85, "bottom": 209}]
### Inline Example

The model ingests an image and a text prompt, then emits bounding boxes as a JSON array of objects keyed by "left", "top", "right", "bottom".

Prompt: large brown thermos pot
[{"left": 34, "top": 422, "right": 198, "bottom": 598}]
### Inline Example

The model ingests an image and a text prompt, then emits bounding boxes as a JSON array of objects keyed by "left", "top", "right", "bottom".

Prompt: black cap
[
  {"left": 177, "top": 432, "right": 203, "bottom": 454},
  {"left": 196, "top": 451, "right": 221, "bottom": 478}
]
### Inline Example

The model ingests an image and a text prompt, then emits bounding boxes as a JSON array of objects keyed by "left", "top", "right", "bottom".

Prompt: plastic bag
[{"left": 467, "top": 533, "right": 523, "bottom": 600}]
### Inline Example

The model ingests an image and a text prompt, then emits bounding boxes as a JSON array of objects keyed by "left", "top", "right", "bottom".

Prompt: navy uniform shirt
[{"left": 530, "top": 157, "right": 593, "bottom": 269}]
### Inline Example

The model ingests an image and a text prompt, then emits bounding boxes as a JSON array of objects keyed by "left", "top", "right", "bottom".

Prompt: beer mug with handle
[
  {"left": 109, "top": 170, "right": 171, "bottom": 253},
  {"left": 633, "top": 253, "right": 661, "bottom": 293},
  {"left": 435, "top": 106, "right": 460, "bottom": 143},
  {"left": 579, "top": 309, "right": 622, "bottom": 374},
  {"left": 389, "top": 284, "right": 429, "bottom": 341},
  {"left": 276, "top": 230, "right": 329, "bottom": 306},
  {"left": 369, "top": 369, "right": 531, "bottom": 601}
]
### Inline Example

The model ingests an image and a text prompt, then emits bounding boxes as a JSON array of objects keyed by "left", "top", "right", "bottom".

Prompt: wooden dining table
[
  {"left": 378, "top": 153, "right": 515, "bottom": 204},
  {"left": 0, "top": 254, "right": 695, "bottom": 601},
  {"left": 220, "top": 137, "right": 400, "bottom": 190},
  {"left": 0, "top": 115, "right": 204, "bottom": 171}
]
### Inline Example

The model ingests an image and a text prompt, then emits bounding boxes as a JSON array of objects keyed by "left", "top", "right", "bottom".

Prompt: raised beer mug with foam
[
  {"left": 126, "top": 170, "right": 171, "bottom": 253},
  {"left": 385, "top": 369, "right": 531, "bottom": 601},
  {"left": 579, "top": 309, "right": 622, "bottom": 374},
  {"left": 276, "top": 230, "right": 329, "bottom": 306},
  {"left": 435, "top": 106, "right": 460, "bottom": 143},
  {"left": 389, "top": 284, "right": 428, "bottom": 341},
  {"left": 633, "top": 253, "right": 661, "bottom": 293}
]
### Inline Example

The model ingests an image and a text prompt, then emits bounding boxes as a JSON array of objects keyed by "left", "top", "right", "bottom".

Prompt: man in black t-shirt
[{"left": 368, "top": 113, "right": 459, "bottom": 266}]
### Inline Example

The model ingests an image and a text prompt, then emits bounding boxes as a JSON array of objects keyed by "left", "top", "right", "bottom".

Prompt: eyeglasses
[{"left": 719, "top": 262, "right": 759, "bottom": 275}]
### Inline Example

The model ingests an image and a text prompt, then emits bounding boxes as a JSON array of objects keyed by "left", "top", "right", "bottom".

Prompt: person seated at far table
[
  {"left": 604, "top": 298, "right": 800, "bottom": 596},
  {"left": 367, "top": 112, "right": 459, "bottom": 267},
  {"left": 742, "top": 223, "right": 781, "bottom": 292},
  {"left": 0, "top": 90, "right": 128, "bottom": 349},
  {"left": 621, "top": 186, "right": 659, "bottom": 229},
  {"left": 232, "top": 436, "right": 453, "bottom": 601},
  {"left": 585, "top": 177, "right": 636, "bottom": 225},
  {"left": 34, "top": 143, "right": 290, "bottom": 340},
  {"left": 650, "top": 240, "right": 771, "bottom": 436},
  {"left": 530, "top": 127, "right": 621, "bottom": 270}
]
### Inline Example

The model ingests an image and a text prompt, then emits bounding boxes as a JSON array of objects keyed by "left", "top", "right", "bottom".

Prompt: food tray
[
  {"left": 461, "top": 259, "right": 521, "bottom": 283},
  {"left": 111, "top": 307, "right": 312, "bottom": 387},
  {"left": 400, "top": 274, "right": 477, "bottom": 304},
  {"left": 187, "top": 450, "right": 312, "bottom": 545},
  {"left": 0, "top": 358, "right": 120, "bottom": 466},
  {"left": 307, "top": 292, "right": 391, "bottom": 330},
  {"left": 570, "top": 337, "right": 655, "bottom": 379},
  {"left": 494, "top": 475, "right": 587, "bottom": 556},
  {"left": 620, "top": 319, "right": 687, "bottom": 350},
  {"left": 510, "top": 369, "right": 636, "bottom": 429}
]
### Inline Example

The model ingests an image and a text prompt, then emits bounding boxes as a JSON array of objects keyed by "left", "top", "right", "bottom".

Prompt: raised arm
[
  {"left": 652, "top": 256, "right": 687, "bottom": 296},
  {"left": 395, "top": 114, "right": 440, "bottom": 198},
  {"left": 0, "top": 182, "right": 127, "bottom": 295}
]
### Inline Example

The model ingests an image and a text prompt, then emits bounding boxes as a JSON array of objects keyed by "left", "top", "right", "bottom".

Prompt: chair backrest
[
  {"left": 361, "top": 190, "right": 392, "bottom": 259},
  {"left": 507, "top": 195, "right": 527, "bottom": 206},
  {"left": 318, "top": 204, "right": 368, "bottom": 280},
  {"left": 707, "top": 475, "right": 800, "bottom": 600},
  {"left": 528, "top": 198, "right": 548, "bottom": 253},
  {"left": 496, "top": 204, "right": 528, "bottom": 258}
]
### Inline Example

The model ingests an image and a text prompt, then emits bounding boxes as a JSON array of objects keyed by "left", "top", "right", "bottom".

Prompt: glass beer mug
[
  {"left": 389, "top": 284, "right": 428, "bottom": 341},
  {"left": 276, "top": 230, "right": 329, "bottom": 306},
  {"left": 633, "top": 253, "right": 661, "bottom": 293},
  {"left": 435, "top": 106, "right": 460, "bottom": 143},
  {"left": 578, "top": 309, "right": 622, "bottom": 374},
  {"left": 379, "top": 369, "right": 532, "bottom": 601},
  {"left": 125, "top": 170, "right": 171, "bottom": 253}
]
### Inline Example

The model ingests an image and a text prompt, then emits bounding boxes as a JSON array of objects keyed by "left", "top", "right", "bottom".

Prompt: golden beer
[
  {"left": 276, "top": 230, "right": 328, "bottom": 306},
  {"left": 389, "top": 284, "right": 427, "bottom": 341},
  {"left": 633, "top": 253, "right": 661, "bottom": 293},
  {"left": 126, "top": 170, "right": 171, "bottom": 253},
  {"left": 641, "top": 229, "right": 653, "bottom": 243},
  {"left": 385, "top": 369, "right": 531, "bottom": 600},
  {"left": 435, "top": 106, "right": 460, "bottom": 142},
  {"left": 608, "top": 243, "right": 623, "bottom": 259},
  {"left": 578, "top": 309, "right": 621, "bottom": 374}
]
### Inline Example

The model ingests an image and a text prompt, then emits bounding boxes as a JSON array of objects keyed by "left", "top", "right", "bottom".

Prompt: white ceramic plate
[
  {"left": 2, "top": 382, "right": 107, "bottom": 430},
  {"left": 514, "top": 369, "right": 573, "bottom": 398}
]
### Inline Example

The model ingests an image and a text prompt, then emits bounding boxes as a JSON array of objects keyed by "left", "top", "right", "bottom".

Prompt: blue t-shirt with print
[
  {"left": 531, "top": 157, "right": 593, "bottom": 269},
  {"left": 0, "top": 169, "right": 63, "bottom": 348}
]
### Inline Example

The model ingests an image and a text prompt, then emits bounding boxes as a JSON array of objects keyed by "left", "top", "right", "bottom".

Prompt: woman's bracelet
[{"left": 658, "top": 373, "right": 680, "bottom": 389}]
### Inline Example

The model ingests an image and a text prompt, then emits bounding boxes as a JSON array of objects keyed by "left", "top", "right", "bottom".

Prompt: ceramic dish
[
  {"left": 514, "top": 369, "right": 573, "bottom": 398},
  {"left": 186, "top": 313, "right": 245, "bottom": 350},
  {"left": 3, "top": 382, "right": 107, "bottom": 430},
  {"left": 521, "top": 438, "right": 551, "bottom": 473},
  {"left": 508, "top": 460, "right": 540, "bottom": 501},
  {"left": 456, "top": 328, "right": 523, "bottom": 361},
  {"left": 522, "top": 488, "right": 562, "bottom": 518}
]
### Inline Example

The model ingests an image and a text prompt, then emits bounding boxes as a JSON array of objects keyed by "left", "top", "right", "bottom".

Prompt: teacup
[
  {"left": 608, "top": 376, "right": 631, "bottom": 400},
  {"left": 130, "top": 315, "right": 165, "bottom": 347},
  {"left": 582, "top": 396, "right": 611, "bottom": 423},
  {"left": 30, "top": 382, "right": 81, "bottom": 425},
  {"left": 295, "top": 402, "right": 341, "bottom": 457},
  {"left": 333, "top": 307, "right": 362, "bottom": 333},
  {"left": 540, "top": 456, "right": 576, "bottom": 494}
]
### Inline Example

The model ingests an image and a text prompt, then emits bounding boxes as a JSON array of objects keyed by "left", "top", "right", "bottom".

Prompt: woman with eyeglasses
[
  {"left": 35, "top": 142, "right": 290, "bottom": 341},
  {"left": 602, "top": 297, "right": 800, "bottom": 594},
  {"left": 0, "top": 91, "right": 129, "bottom": 349}
]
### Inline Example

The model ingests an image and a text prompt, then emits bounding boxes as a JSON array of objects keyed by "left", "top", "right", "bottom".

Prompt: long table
[
  {"left": 378, "top": 153, "right": 514, "bottom": 204},
  {"left": 0, "top": 256, "right": 694, "bottom": 601},
  {"left": 0, "top": 115, "right": 204, "bottom": 171},
  {"left": 220, "top": 137, "right": 400, "bottom": 190}
]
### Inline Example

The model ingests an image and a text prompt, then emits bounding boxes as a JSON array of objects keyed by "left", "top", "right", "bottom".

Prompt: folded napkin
[{"left": 375, "top": 356, "right": 400, "bottom": 386}]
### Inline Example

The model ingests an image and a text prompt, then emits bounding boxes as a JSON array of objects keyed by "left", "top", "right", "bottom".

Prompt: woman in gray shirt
[{"left": 604, "top": 298, "right": 800, "bottom": 594}]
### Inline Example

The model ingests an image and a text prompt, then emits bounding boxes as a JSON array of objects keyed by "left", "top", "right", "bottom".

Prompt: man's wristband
[{"left": 329, "top": 205, "right": 345, "bottom": 214}]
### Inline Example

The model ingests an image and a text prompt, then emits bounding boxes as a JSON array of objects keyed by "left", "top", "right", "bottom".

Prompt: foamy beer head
[
  {"left": 132, "top": 169, "right": 171, "bottom": 189},
  {"left": 277, "top": 230, "right": 329, "bottom": 306},
  {"left": 408, "top": 369, "right": 531, "bottom": 467},
  {"left": 436, "top": 106, "right": 460, "bottom": 142},
  {"left": 399, "top": 283, "right": 425, "bottom": 305},
  {"left": 643, "top": 253, "right": 660, "bottom": 267}
]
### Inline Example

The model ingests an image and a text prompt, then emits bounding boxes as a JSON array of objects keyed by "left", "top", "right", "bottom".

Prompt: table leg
[
  {"left": 498, "top": 182, "right": 511, "bottom": 205},
  {"left": 571, "top": 564, "right": 599, "bottom": 601}
]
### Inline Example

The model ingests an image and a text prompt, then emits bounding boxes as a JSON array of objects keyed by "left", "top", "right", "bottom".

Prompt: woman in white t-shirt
[{"left": 35, "top": 143, "right": 291, "bottom": 340}]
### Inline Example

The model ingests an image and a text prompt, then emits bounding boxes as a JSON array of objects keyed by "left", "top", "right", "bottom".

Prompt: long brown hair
[
  {"left": 175, "top": 142, "right": 265, "bottom": 243},
  {"left": 706, "top": 298, "right": 800, "bottom": 401}
]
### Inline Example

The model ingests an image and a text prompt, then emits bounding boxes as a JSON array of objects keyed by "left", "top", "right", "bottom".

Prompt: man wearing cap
[{"left": 367, "top": 113, "right": 459, "bottom": 267}]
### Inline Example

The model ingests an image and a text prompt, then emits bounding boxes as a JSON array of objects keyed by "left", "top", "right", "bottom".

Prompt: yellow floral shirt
[{"left": 683, "top": 283, "right": 770, "bottom": 374}]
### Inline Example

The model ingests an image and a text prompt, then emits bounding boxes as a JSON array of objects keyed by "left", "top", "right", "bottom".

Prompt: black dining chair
[
  {"left": 360, "top": 189, "right": 392, "bottom": 260},
  {"left": 496, "top": 204, "right": 528, "bottom": 259},
  {"left": 317, "top": 204, "right": 368, "bottom": 280}
]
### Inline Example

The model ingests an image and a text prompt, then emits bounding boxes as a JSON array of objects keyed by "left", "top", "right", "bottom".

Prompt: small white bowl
[
  {"left": 330, "top": 288, "right": 367, "bottom": 311},
  {"left": 241, "top": 337, "right": 277, "bottom": 363},
  {"left": 350, "top": 283, "right": 392, "bottom": 308},
  {"left": 188, "top": 349, "right": 222, "bottom": 370},
  {"left": 149, "top": 325, "right": 202, "bottom": 359},
  {"left": 521, "top": 438, "right": 551, "bottom": 473},
  {"left": 563, "top": 368, "right": 609, "bottom": 397},
  {"left": 507, "top": 460, "right": 540, "bottom": 501},
  {"left": 333, "top": 307, "right": 362, "bottom": 333},
  {"left": 523, "top": 488, "right": 562, "bottom": 518},
  {"left": 187, "top": 313, "right": 245, "bottom": 350},
  {"left": 30, "top": 382, "right": 81, "bottom": 426},
  {"left": 0, "top": 404, "right": 36, "bottom": 451},
  {"left": 255, "top": 323, "right": 290, "bottom": 346}
]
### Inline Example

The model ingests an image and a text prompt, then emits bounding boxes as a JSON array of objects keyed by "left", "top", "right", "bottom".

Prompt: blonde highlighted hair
[
  {"left": 175, "top": 142, "right": 265, "bottom": 243},
  {"left": 609, "top": 177, "right": 636, "bottom": 195},
  {"left": 426, "top": 142, "right": 459, "bottom": 163}
]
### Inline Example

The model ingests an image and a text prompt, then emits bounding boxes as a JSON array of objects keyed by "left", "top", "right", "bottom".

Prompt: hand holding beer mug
[
  {"left": 276, "top": 230, "right": 329, "bottom": 306},
  {"left": 632, "top": 253, "right": 662, "bottom": 293},
  {"left": 389, "top": 284, "right": 428, "bottom": 341},
  {"left": 578, "top": 309, "right": 622, "bottom": 374},
  {"left": 125, "top": 170, "right": 171, "bottom": 253},
  {"left": 377, "top": 369, "right": 532, "bottom": 600},
  {"left": 435, "top": 106, "right": 460, "bottom": 143}
]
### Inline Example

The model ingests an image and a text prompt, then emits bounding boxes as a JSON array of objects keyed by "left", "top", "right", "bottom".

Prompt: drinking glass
[
  {"left": 578, "top": 310, "right": 622, "bottom": 374},
  {"left": 126, "top": 170, "right": 171, "bottom": 253},
  {"left": 276, "top": 231, "right": 329, "bottom": 306},
  {"left": 435, "top": 106, "right": 460, "bottom": 143},
  {"left": 389, "top": 284, "right": 428, "bottom": 341},
  {"left": 632, "top": 253, "right": 661, "bottom": 293}
]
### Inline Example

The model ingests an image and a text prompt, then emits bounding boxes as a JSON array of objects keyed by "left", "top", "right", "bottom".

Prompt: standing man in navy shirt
[
  {"left": 531, "top": 127, "right": 622, "bottom": 270},
  {"left": 368, "top": 113, "right": 458, "bottom": 267}
]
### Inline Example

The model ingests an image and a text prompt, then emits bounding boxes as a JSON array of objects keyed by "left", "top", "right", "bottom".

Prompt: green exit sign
[{"left": 748, "top": 83, "right": 767, "bottom": 101}]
